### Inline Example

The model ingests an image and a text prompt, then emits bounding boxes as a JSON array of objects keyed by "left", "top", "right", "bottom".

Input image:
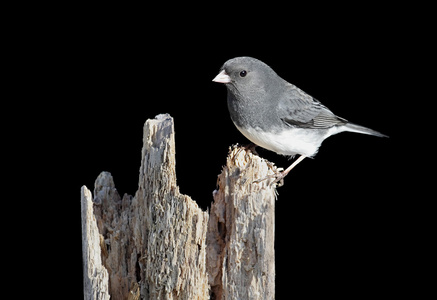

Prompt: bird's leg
[
  {"left": 274, "top": 155, "right": 306, "bottom": 183},
  {"left": 254, "top": 155, "right": 307, "bottom": 185}
]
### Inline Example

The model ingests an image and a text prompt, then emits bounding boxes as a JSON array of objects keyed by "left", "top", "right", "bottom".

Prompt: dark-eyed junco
[{"left": 213, "top": 56, "right": 387, "bottom": 183}]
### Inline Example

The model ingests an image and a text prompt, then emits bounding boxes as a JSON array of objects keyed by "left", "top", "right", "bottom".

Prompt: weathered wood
[
  {"left": 91, "top": 172, "right": 139, "bottom": 300},
  {"left": 206, "top": 146, "right": 277, "bottom": 300},
  {"left": 81, "top": 114, "right": 278, "bottom": 299},
  {"left": 135, "top": 114, "right": 209, "bottom": 299},
  {"left": 81, "top": 185, "right": 110, "bottom": 300},
  {"left": 81, "top": 114, "right": 209, "bottom": 300}
]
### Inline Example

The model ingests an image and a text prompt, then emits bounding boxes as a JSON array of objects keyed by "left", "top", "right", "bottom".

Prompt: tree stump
[
  {"left": 207, "top": 146, "right": 277, "bottom": 299},
  {"left": 81, "top": 114, "right": 278, "bottom": 299}
]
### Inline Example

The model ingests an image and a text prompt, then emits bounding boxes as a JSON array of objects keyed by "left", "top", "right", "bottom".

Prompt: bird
[{"left": 212, "top": 56, "right": 387, "bottom": 184}]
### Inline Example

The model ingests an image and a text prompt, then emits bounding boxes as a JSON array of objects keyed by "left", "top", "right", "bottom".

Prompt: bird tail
[{"left": 343, "top": 122, "right": 389, "bottom": 138}]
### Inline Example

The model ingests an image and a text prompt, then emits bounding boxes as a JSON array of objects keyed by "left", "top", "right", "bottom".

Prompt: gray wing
[{"left": 277, "top": 84, "right": 347, "bottom": 129}]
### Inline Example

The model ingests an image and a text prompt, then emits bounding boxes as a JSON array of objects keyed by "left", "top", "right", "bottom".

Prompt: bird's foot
[
  {"left": 253, "top": 155, "right": 307, "bottom": 187},
  {"left": 253, "top": 168, "right": 286, "bottom": 187}
]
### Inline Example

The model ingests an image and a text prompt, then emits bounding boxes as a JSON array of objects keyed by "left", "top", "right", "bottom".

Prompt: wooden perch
[
  {"left": 81, "top": 114, "right": 278, "bottom": 300},
  {"left": 207, "top": 147, "right": 277, "bottom": 300}
]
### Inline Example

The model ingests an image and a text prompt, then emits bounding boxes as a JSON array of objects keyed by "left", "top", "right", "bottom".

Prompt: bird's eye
[{"left": 239, "top": 70, "right": 247, "bottom": 77}]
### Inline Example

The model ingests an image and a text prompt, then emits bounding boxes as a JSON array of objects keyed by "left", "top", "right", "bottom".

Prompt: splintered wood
[
  {"left": 207, "top": 146, "right": 277, "bottom": 300},
  {"left": 81, "top": 114, "right": 278, "bottom": 300},
  {"left": 81, "top": 186, "right": 110, "bottom": 300}
]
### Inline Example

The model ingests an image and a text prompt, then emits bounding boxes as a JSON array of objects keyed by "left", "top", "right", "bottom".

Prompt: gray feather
[
  {"left": 278, "top": 84, "right": 347, "bottom": 129},
  {"left": 342, "top": 123, "right": 388, "bottom": 138}
]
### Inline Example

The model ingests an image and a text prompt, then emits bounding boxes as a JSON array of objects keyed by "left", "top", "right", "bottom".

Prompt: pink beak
[{"left": 212, "top": 70, "right": 231, "bottom": 83}]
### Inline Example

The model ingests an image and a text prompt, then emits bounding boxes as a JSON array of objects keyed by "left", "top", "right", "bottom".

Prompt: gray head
[
  {"left": 213, "top": 57, "right": 288, "bottom": 130},
  {"left": 213, "top": 57, "right": 284, "bottom": 99}
]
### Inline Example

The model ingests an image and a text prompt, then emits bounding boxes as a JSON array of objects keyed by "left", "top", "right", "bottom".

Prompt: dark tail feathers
[{"left": 343, "top": 122, "right": 388, "bottom": 138}]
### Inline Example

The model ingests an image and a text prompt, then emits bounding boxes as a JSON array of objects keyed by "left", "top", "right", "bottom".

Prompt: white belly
[{"left": 235, "top": 125, "right": 337, "bottom": 157}]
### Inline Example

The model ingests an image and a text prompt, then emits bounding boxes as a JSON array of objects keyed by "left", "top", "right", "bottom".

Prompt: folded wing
[{"left": 277, "top": 84, "right": 347, "bottom": 129}]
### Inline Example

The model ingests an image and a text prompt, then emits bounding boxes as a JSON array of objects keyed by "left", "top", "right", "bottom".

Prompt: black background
[{"left": 21, "top": 5, "right": 428, "bottom": 298}]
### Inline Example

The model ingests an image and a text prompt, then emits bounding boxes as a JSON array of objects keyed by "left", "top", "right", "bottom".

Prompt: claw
[
  {"left": 253, "top": 170, "right": 285, "bottom": 186},
  {"left": 253, "top": 155, "right": 307, "bottom": 187}
]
